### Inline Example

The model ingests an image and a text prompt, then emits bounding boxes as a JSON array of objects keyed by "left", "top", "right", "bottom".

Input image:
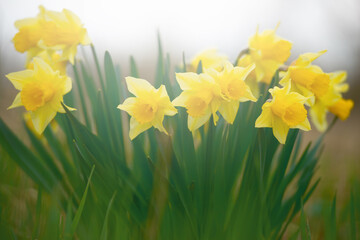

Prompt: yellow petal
[
  {"left": 14, "top": 17, "right": 38, "bottom": 29},
  {"left": 175, "top": 72, "right": 200, "bottom": 90},
  {"left": 272, "top": 116, "right": 289, "bottom": 144},
  {"left": 255, "top": 103, "right": 272, "bottom": 128},
  {"left": 294, "top": 118, "right": 311, "bottom": 131},
  {"left": 6, "top": 70, "right": 34, "bottom": 90},
  {"left": 152, "top": 114, "right": 168, "bottom": 135},
  {"left": 8, "top": 93, "right": 23, "bottom": 109},
  {"left": 33, "top": 58, "right": 55, "bottom": 79},
  {"left": 125, "top": 77, "right": 155, "bottom": 97},
  {"left": 129, "top": 117, "right": 152, "bottom": 140},
  {"left": 62, "top": 45, "right": 78, "bottom": 65},
  {"left": 30, "top": 105, "right": 58, "bottom": 134},
  {"left": 63, "top": 76, "right": 72, "bottom": 94},
  {"left": 295, "top": 50, "right": 327, "bottom": 66},
  {"left": 117, "top": 97, "right": 136, "bottom": 114},
  {"left": 210, "top": 97, "right": 222, "bottom": 125},
  {"left": 163, "top": 104, "right": 178, "bottom": 116},
  {"left": 218, "top": 100, "right": 239, "bottom": 124},
  {"left": 234, "top": 63, "right": 255, "bottom": 80},
  {"left": 188, "top": 110, "right": 211, "bottom": 132},
  {"left": 57, "top": 103, "right": 76, "bottom": 113},
  {"left": 172, "top": 92, "right": 188, "bottom": 107}
]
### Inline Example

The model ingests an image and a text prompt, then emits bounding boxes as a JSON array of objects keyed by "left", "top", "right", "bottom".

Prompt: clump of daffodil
[
  {"left": 118, "top": 77, "right": 177, "bottom": 140},
  {"left": 6, "top": 58, "right": 74, "bottom": 134},
  {"left": 279, "top": 50, "right": 329, "bottom": 106},
  {"left": 309, "top": 71, "right": 354, "bottom": 131},
  {"left": 13, "top": 6, "right": 91, "bottom": 65},
  {"left": 190, "top": 49, "right": 228, "bottom": 72},
  {"left": 172, "top": 72, "right": 221, "bottom": 131},
  {"left": 255, "top": 83, "right": 311, "bottom": 144},
  {"left": 237, "top": 25, "right": 292, "bottom": 84},
  {"left": 205, "top": 61, "right": 257, "bottom": 124}
]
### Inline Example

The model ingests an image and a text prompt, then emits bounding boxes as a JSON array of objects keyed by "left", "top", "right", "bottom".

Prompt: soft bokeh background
[
  {"left": 0, "top": 0, "right": 359, "bottom": 237},
  {"left": 0, "top": 0, "right": 359, "bottom": 215}
]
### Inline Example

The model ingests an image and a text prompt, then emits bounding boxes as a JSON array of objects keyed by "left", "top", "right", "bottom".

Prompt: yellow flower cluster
[
  {"left": 5, "top": 6, "right": 90, "bottom": 134},
  {"left": 182, "top": 26, "right": 353, "bottom": 144},
  {"left": 6, "top": 8, "right": 354, "bottom": 143}
]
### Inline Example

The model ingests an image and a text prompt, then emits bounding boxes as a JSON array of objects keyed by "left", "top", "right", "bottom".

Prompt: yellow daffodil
[
  {"left": 13, "top": 6, "right": 90, "bottom": 65},
  {"left": 6, "top": 58, "right": 74, "bottom": 134},
  {"left": 238, "top": 26, "right": 292, "bottom": 84},
  {"left": 279, "top": 50, "right": 329, "bottom": 106},
  {"left": 190, "top": 49, "right": 228, "bottom": 72},
  {"left": 40, "top": 6, "right": 91, "bottom": 64},
  {"left": 255, "top": 83, "right": 311, "bottom": 144},
  {"left": 328, "top": 98, "right": 354, "bottom": 120},
  {"left": 205, "top": 61, "right": 257, "bottom": 124},
  {"left": 118, "top": 77, "right": 177, "bottom": 140},
  {"left": 309, "top": 71, "right": 351, "bottom": 131},
  {"left": 172, "top": 72, "right": 221, "bottom": 131}
]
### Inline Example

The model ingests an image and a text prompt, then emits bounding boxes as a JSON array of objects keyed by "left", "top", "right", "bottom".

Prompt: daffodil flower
[
  {"left": 308, "top": 70, "right": 354, "bottom": 131},
  {"left": 6, "top": 58, "right": 74, "bottom": 134},
  {"left": 190, "top": 49, "right": 228, "bottom": 72},
  {"left": 40, "top": 6, "right": 91, "bottom": 64},
  {"left": 12, "top": 6, "right": 90, "bottom": 65},
  {"left": 118, "top": 77, "right": 177, "bottom": 140},
  {"left": 255, "top": 83, "right": 311, "bottom": 144},
  {"left": 172, "top": 72, "right": 221, "bottom": 131},
  {"left": 279, "top": 50, "right": 329, "bottom": 106},
  {"left": 205, "top": 61, "right": 257, "bottom": 124},
  {"left": 238, "top": 26, "right": 292, "bottom": 84}
]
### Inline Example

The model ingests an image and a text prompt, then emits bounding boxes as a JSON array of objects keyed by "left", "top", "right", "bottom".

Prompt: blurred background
[{"left": 0, "top": 0, "right": 359, "bottom": 237}]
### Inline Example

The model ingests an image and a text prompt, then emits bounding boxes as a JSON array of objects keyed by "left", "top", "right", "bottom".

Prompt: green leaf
[
  {"left": 300, "top": 203, "right": 311, "bottom": 240},
  {"left": 100, "top": 191, "right": 117, "bottom": 240},
  {"left": 70, "top": 165, "right": 95, "bottom": 236}
]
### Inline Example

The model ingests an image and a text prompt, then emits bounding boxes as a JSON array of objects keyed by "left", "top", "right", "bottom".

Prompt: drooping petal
[
  {"left": 30, "top": 105, "right": 58, "bottom": 134},
  {"left": 309, "top": 102, "right": 328, "bottom": 132},
  {"left": 129, "top": 117, "right": 152, "bottom": 140},
  {"left": 188, "top": 110, "right": 212, "bottom": 132},
  {"left": 152, "top": 114, "right": 168, "bottom": 135},
  {"left": 218, "top": 100, "right": 239, "bottom": 124},
  {"left": 272, "top": 115, "right": 289, "bottom": 144}
]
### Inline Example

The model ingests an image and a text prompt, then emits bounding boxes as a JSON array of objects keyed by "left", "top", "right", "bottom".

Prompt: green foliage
[{"left": 0, "top": 41, "right": 359, "bottom": 240}]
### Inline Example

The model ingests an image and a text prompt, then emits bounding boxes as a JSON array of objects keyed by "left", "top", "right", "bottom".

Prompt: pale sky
[{"left": 0, "top": 0, "right": 359, "bottom": 86}]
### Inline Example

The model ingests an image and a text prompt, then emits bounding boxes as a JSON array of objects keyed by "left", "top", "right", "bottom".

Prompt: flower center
[
  {"left": 132, "top": 100, "right": 158, "bottom": 124},
  {"left": 272, "top": 100, "right": 307, "bottom": 127},
  {"left": 185, "top": 96, "right": 208, "bottom": 117},
  {"left": 226, "top": 80, "right": 246, "bottom": 100},
  {"left": 21, "top": 81, "right": 55, "bottom": 111}
]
